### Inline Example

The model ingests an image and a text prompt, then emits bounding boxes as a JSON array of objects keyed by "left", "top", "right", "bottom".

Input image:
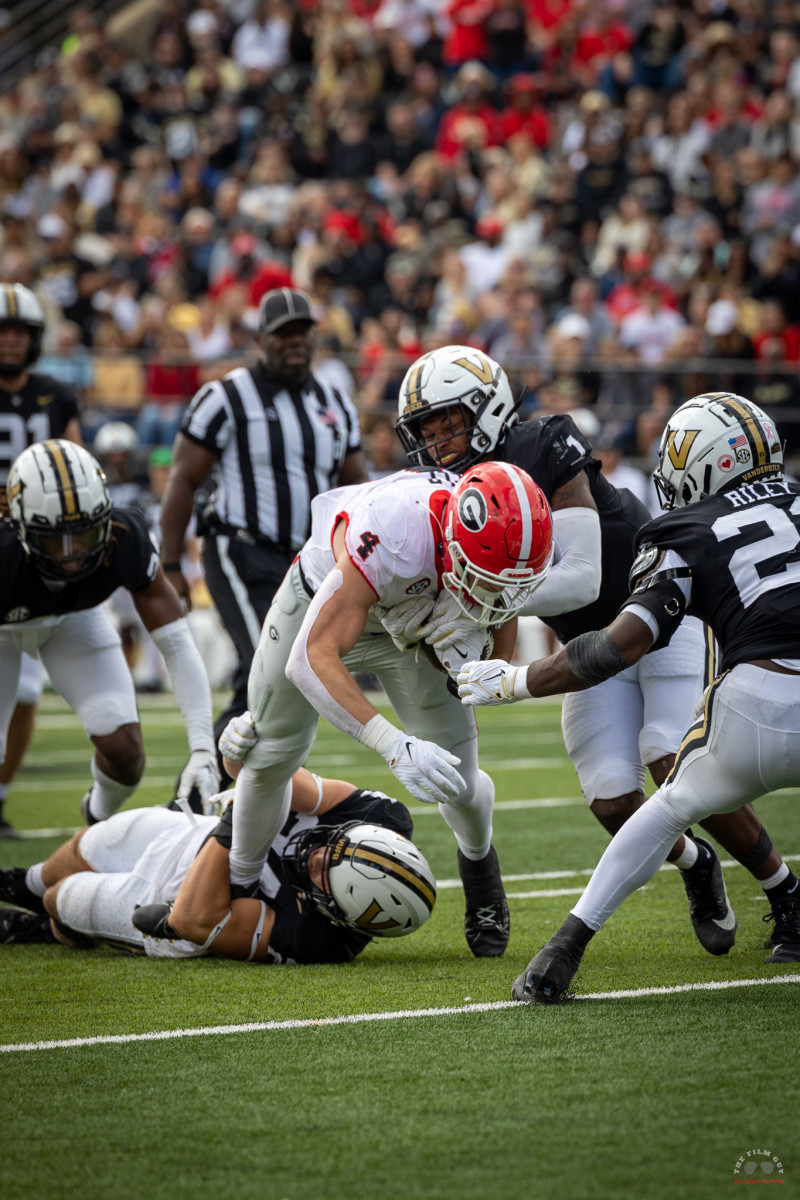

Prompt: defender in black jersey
[
  {"left": 457, "top": 393, "right": 800, "bottom": 1002},
  {"left": 398, "top": 347, "right": 792, "bottom": 957},
  {"left": 0, "top": 770, "right": 435, "bottom": 964},
  {"left": 0, "top": 282, "right": 83, "bottom": 837},
  {"left": 0, "top": 439, "right": 219, "bottom": 825}
]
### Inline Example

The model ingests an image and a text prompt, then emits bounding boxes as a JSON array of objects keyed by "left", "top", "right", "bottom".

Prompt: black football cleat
[
  {"left": 0, "top": 817, "right": 21, "bottom": 840},
  {"left": 679, "top": 836, "right": 737, "bottom": 955},
  {"left": 763, "top": 894, "right": 800, "bottom": 964},
  {"left": 132, "top": 902, "right": 178, "bottom": 940},
  {"left": 458, "top": 846, "right": 510, "bottom": 957},
  {"left": 80, "top": 790, "right": 101, "bottom": 826},
  {"left": 511, "top": 915, "right": 594, "bottom": 1005},
  {"left": 0, "top": 867, "right": 46, "bottom": 914},
  {"left": 0, "top": 908, "right": 58, "bottom": 944}
]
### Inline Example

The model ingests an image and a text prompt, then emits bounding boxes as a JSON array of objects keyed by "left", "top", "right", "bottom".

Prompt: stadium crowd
[{"left": 2, "top": 0, "right": 800, "bottom": 475}]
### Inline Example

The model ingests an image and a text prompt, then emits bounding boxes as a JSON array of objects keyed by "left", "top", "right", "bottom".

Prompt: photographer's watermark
[{"left": 734, "top": 1150, "right": 784, "bottom": 1184}]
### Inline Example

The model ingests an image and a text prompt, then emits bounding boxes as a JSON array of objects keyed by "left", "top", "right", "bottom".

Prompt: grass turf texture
[{"left": 1, "top": 693, "right": 798, "bottom": 1200}]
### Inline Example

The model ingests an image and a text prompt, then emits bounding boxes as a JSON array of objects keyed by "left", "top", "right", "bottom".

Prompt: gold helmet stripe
[
  {"left": 342, "top": 844, "right": 436, "bottom": 908},
  {"left": 721, "top": 395, "right": 767, "bottom": 465},
  {"left": 43, "top": 440, "right": 79, "bottom": 517},
  {"left": 4, "top": 285, "right": 18, "bottom": 319}
]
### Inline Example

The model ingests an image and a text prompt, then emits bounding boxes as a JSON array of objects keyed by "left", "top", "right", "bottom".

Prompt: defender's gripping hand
[
  {"left": 177, "top": 749, "right": 221, "bottom": 805},
  {"left": 457, "top": 659, "right": 530, "bottom": 706}
]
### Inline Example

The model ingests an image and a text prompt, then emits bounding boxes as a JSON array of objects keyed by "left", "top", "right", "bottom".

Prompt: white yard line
[{"left": 3, "top": 976, "right": 799, "bottom": 1054}]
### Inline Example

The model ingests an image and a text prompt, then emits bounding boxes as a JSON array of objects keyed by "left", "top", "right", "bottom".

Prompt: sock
[
  {"left": 439, "top": 766, "right": 494, "bottom": 861},
  {"left": 86, "top": 758, "right": 138, "bottom": 821},
  {"left": 674, "top": 837, "right": 700, "bottom": 871},
  {"left": 25, "top": 863, "right": 46, "bottom": 898},
  {"left": 762, "top": 865, "right": 799, "bottom": 901}
]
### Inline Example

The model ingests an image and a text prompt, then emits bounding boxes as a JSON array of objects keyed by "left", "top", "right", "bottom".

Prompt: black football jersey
[
  {"left": 0, "top": 372, "right": 81, "bottom": 485},
  {"left": 496, "top": 415, "right": 652, "bottom": 642},
  {"left": 0, "top": 508, "right": 159, "bottom": 626},
  {"left": 260, "top": 789, "right": 414, "bottom": 965},
  {"left": 626, "top": 478, "right": 800, "bottom": 670}
]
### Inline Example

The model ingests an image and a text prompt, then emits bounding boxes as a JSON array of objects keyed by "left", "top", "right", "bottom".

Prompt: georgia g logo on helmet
[{"left": 457, "top": 486, "right": 488, "bottom": 532}]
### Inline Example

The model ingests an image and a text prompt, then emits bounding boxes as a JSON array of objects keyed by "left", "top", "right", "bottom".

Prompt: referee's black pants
[{"left": 202, "top": 532, "right": 293, "bottom": 780}]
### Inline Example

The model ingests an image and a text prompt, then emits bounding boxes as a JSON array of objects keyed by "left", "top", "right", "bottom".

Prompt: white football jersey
[{"left": 300, "top": 469, "right": 458, "bottom": 610}]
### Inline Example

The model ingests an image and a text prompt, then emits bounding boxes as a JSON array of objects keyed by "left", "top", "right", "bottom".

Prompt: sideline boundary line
[{"left": 3, "top": 975, "right": 799, "bottom": 1054}]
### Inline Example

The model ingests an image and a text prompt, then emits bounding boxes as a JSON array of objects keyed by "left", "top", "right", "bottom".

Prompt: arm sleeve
[
  {"left": 517, "top": 507, "right": 602, "bottom": 617},
  {"left": 150, "top": 618, "right": 215, "bottom": 752}
]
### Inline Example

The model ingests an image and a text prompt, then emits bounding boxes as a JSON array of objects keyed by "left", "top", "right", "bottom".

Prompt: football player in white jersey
[
  {"left": 457, "top": 393, "right": 800, "bottom": 1001},
  {"left": 172, "top": 461, "right": 553, "bottom": 957},
  {"left": 0, "top": 767, "right": 436, "bottom": 963}
]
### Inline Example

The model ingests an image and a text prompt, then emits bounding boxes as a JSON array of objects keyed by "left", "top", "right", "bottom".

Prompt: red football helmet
[{"left": 442, "top": 461, "right": 553, "bottom": 627}]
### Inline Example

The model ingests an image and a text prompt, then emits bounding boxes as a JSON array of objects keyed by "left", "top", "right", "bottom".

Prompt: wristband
[{"left": 162, "top": 562, "right": 183, "bottom": 572}]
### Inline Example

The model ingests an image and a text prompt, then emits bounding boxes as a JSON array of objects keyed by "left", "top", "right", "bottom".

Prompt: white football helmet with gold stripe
[
  {"left": 8, "top": 439, "right": 112, "bottom": 583},
  {"left": 0, "top": 282, "right": 45, "bottom": 375},
  {"left": 283, "top": 820, "right": 437, "bottom": 937},
  {"left": 653, "top": 392, "right": 784, "bottom": 511},
  {"left": 396, "top": 344, "right": 517, "bottom": 472}
]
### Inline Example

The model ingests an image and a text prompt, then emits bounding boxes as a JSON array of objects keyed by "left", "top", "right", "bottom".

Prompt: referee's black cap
[{"left": 258, "top": 288, "right": 317, "bottom": 334}]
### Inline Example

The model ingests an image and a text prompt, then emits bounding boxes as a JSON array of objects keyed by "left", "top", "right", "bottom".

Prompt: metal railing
[{"left": 0, "top": 0, "right": 131, "bottom": 90}]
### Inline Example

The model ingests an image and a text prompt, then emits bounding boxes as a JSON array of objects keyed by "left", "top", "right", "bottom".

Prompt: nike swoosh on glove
[
  {"left": 378, "top": 595, "right": 436, "bottom": 652},
  {"left": 418, "top": 591, "right": 493, "bottom": 677},
  {"left": 177, "top": 749, "right": 221, "bottom": 807},
  {"left": 456, "top": 659, "right": 529, "bottom": 706},
  {"left": 218, "top": 711, "right": 258, "bottom": 764}
]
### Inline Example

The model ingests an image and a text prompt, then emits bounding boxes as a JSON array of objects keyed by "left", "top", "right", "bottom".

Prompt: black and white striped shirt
[{"left": 180, "top": 362, "right": 361, "bottom": 550}]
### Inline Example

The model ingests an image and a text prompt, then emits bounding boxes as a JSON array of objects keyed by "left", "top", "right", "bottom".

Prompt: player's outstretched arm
[
  {"left": 458, "top": 612, "right": 655, "bottom": 705},
  {"left": 134, "top": 572, "right": 219, "bottom": 803}
]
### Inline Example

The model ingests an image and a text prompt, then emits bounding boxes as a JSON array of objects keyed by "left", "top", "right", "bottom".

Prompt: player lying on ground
[
  {"left": 457, "top": 393, "right": 800, "bottom": 1001},
  {"left": 0, "top": 766, "right": 435, "bottom": 964}
]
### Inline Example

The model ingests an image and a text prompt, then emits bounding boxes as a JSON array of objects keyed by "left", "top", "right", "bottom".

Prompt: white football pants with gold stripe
[{"left": 571, "top": 663, "right": 800, "bottom": 931}]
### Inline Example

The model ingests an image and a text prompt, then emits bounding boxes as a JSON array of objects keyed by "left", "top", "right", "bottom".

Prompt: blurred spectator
[
  {"left": 86, "top": 318, "right": 145, "bottom": 429},
  {"left": 364, "top": 413, "right": 404, "bottom": 479},
  {"left": 38, "top": 319, "right": 94, "bottom": 401},
  {"left": 594, "top": 424, "right": 652, "bottom": 509},
  {"left": 751, "top": 299, "right": 800, "bottom": 364},
  {"left": 139, "top": 325, "right": 200, "bottom": 446},
  {"left": 619, "top": 284, "right": 686, "bottom": 367},
  {"left": 312, "top": 332, "right": 357, "bottom": 398}
]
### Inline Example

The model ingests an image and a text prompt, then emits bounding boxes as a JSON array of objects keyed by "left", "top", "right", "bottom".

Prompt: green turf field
[{"left": 1, "top": 692, "right": 798, "bottom": 1200}]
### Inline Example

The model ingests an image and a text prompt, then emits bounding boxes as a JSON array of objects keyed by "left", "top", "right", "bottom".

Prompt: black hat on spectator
[{"left": 258, "top": 288, "right": 317, "bottom": 334}]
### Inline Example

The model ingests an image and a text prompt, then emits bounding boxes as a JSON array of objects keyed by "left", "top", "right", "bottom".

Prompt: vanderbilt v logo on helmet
[
  {"left": 654, "top": 392, "right": 784, "bottom": 510},
  {"left": 453, "top": 353, "right": 494, "bottom": 385},
  {"left": 665, "top": 428, "right": 699, "bottom": 471}
]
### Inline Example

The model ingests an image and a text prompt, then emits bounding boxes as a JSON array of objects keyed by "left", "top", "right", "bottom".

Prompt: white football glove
[
  {"left": 177, "top": 749, "right": 221, "bottom": 806},
  {"left": 359, "top": 714, "right": 465, "bottom": 804},
  {"left": 456, "top": 659, "right": 530, "bottom": 706},
  {"left": 379, "top": 595, "right": 436, "bottom": 652},
  {"left": 201, "top": 789, "right": 233, "bottom": 818},
  {"left": 218, "top": 711, "right": 258, "bottom": 764},
  {"left": 418, "top": 591, "right": 493, "bottom": 677}
]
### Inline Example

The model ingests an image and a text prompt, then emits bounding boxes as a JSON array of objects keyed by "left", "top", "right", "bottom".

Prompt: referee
[{"left": 159, "top": 287, "right": 368, "bottom": 780}]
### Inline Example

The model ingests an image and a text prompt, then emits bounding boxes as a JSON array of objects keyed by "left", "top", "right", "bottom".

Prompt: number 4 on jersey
[{"left": 356, "top": 531, "right": 380, "bottom": 561}]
